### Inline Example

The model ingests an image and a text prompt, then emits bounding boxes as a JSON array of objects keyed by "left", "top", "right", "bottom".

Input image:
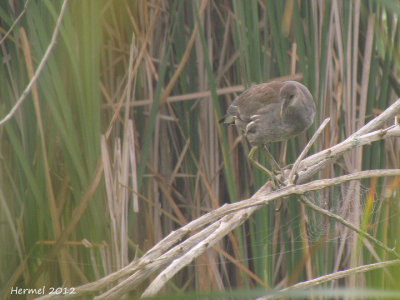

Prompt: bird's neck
[{"left": 284, "top": 107, "right": 312, "bottom": 130}]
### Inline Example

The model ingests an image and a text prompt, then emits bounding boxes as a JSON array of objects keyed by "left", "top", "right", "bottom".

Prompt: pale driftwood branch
[
  {"left": 353, "top": 98, "right": 400, "bottom": 136},
  {"left": 37, "top": 98, "right": 400, "bottom": 299},
  {"left": 141, "top": 210, "right": 251, "bottom": 299},
  {"left": 0, "top": 0, "right": 69, "bottom": 127},
  {"left": 295, "top": 109, "right": 400, "bottom": 183},
  {"left": 134, "top": 100, "right": 400, "bottom": 298},
  {"left": 141, "top": 122, "right": 400, "bottom": 266},
  {"left": 257, "top": 260, "right": 400, "bottom": 300},
  {"left": 137, "top": 169, "right": 400, "bottom": 298},
  {"left": 96, "top": 215, "right": 227, "bottom": 299},
  {"left": 36, "top": 168, "right": 400, "bottom": 300},
  {"left": 140, "top": 171, "right": 400, "bottom": 298}
]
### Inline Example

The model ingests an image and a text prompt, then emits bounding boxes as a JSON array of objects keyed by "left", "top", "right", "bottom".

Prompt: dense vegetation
[{"left": 1, "top": 0, "right": 400, "bottom": 298}]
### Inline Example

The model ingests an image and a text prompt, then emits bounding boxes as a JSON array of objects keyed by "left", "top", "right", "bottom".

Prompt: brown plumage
[{"left": 224, "top": 81, "right": 316, "bottom": 147}]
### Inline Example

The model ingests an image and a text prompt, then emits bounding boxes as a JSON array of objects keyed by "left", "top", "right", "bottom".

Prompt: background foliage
[{"left": 1, "top": 0, "right": 400, "bottom": 298}]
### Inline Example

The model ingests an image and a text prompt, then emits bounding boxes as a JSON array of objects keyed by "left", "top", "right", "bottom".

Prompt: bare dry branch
[
  {"left": 37, "top": 98, "right": 400, "bottom": 299},
  {"left": 0, "top": 0, "right": 31, "bottom": 45},
  {"left": 288, "top": 117, "right": 330, "bottom": 184},
  {"left": 257, "top": 260, "right": 400, "bottom": 300}
]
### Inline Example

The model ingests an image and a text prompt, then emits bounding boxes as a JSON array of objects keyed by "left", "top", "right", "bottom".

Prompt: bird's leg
[
  {"left": 261, "top": 145, "right": 281, "bottom": 174},
  {"left": 248, "top": 146, "right": 275, "bottom": 179},
  {"left": 248, "top": 146, "right": 284, "bottom": 188}
]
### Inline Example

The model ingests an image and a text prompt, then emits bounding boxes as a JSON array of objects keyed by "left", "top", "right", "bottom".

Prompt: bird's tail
[{"left": 219, "top": 114, "right": 235, "bottom": 124}]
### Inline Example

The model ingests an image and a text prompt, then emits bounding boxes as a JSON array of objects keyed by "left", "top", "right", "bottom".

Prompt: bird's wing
[{"left": 231, "top": 81, "right": 283, "bottom": 121}]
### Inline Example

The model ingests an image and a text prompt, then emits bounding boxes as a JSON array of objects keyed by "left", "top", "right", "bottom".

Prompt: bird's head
[{"left": 280, "top": 83, "right": 299, "bottom": 117}]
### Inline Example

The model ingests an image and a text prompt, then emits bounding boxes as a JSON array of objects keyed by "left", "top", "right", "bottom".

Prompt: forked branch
[{"left": 37, "top": 98, "right": 400, "bottom": 299}]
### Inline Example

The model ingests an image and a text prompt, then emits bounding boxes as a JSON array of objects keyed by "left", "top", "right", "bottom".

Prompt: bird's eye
[{"left": 289, "top": 94, "right": 294, "bottom": 100}]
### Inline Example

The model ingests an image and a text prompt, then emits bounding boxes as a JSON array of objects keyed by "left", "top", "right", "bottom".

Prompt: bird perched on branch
[{"left": 223, "top": 80, "right": 316, "bottom": 178}]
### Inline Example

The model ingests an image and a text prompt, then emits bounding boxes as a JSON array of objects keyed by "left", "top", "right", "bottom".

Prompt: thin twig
[
  {"left": 288, "top": 118, "right": 330, "bottom": 184},
  {"left": 298, "top": 195, "right": 399, "bottom": 259},
  {"left": 0, "top": 0, "right": 69, "bottom": 126},
  {"left": 0, "top": 0, "right": 31, "bottom": 45}
]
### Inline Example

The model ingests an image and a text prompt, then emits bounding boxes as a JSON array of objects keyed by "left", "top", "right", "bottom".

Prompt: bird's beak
[{"left": 280, "top": 98, "right": 286, "bottom": 117}]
